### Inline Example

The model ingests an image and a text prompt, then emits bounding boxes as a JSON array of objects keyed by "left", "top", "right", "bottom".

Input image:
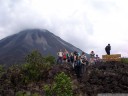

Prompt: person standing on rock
[
  {"left": 105, "top": 44, "right": 111, "bottom": 55},
  {"left": 63, "top": 49, "right": 69, "bottom": 63},
  {"left": 70, "top": 52, "right": 74, "bottom": 68},
  {"left": 95, "top": 54, "right": 100, "bottom": 64},
  {"left": 81, "top": 52, "right": 88, "bottom": 73},
  {"left": 75, "top": 56, "right": 82, "bottom": 79},
  {"left": 57, "top": 49, "right": 63, "bottom": 64},
  {"left": 89, "top": 51, "right": 95, "bottom": 65}
]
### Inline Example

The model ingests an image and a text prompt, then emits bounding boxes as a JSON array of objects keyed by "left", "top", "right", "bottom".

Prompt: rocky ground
[{"left": 0, "top": 62, "right": 128, "bottom": 96}]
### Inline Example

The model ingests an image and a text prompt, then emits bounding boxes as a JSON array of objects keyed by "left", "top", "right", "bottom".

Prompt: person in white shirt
[
  {"left": 57, "top": 49, "right": 63, "bottom": 64},
  {"left": 89, "top": 51, "right": 95, "bottom": 65}
]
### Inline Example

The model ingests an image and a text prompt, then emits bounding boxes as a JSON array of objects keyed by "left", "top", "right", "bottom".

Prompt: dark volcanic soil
[
  {"left": 83, "top": 62, "right": 128, "bottom": 96},
  {"left": 0, "top": 62, "right": 128, "bottom": 96}
]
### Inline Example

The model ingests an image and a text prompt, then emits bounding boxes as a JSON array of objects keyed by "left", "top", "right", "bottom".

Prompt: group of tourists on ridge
[
  {"left": 56, "top": 49, "right": 100, "bottom": 78},
  {"left": 56, "top": 44, "right": 111, "bottom": 78}
]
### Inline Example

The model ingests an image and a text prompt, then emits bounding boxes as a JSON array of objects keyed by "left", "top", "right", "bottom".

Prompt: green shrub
[
  {"left": 0, "top": 65, "right": 5, "bottom": 78},
  {"left": 16, "top": 91, "right": 26, "bottom": 96},
  {"left": 44, "top": 72, "right": 73, "bottom": 96},
  {"left": 16, "top": 91, "right": 40, "bottom": 96},
  {"left": 0, "top": 65, "right": 4, "bottom": 71},
  {"left": 44, "top": 84, "right": 54, "bottom": 96},
  {"left": 21, "top": 50, "right": 54, "bottom": 83},
  {"left": 121, "top": 58, "right": 128, "bottom": 63},
  {"left": 21, "top": 63, "right": 41, "bottom": 83},
  {"left": 44, "top": 55, "right": 56, "bottom": 65},
  {"left": 25, "top": 50, "right": 44, "bottom": 66},
  {"left": 25, "top": 50, "right": 54, "bottom": 69}
]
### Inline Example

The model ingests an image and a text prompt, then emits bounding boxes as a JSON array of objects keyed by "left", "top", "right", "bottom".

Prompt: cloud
[{"left": 0, "top": 0, "right": 128, "bottom": 57}]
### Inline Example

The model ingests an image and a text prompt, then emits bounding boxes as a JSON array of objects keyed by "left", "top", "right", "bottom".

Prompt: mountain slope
[{"left": 0, "top": 29, "right": 83, "bottom": 66}]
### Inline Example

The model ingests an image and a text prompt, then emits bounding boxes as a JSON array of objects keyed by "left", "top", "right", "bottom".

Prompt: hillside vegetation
[{"left": 0, "top": 51, "right": 128, "bottom": 96}]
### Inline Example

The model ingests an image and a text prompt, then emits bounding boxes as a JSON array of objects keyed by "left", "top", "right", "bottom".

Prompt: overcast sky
[{"left": 0, "top": 0, "right": 128, "bottom": 57}]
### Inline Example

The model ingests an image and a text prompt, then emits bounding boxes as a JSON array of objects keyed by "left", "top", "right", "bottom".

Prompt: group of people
[
  {"left": 56, "top": 49, "right": 100, "bottom": 78},
  {"left": 56, "top": 44, "right": 111, "bottom": 78}
]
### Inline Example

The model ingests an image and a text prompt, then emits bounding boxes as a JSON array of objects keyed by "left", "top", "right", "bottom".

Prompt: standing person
[
  {"left": 95, "top": 54, "right": 100, "bottom": 64},
  {"left": 73, "top": 51, "right": 78, "bottom": 70},
  {"left": 74, "top": 51, "right": 78, "bottom": 56},
  {"left": 75, "top": 56, "right": 82, "bottom": 79},
  {"left": 105, "top": 44, "right": 111, "bottom": 55},
  {"left": 70, "top": 52, "right": 74, "bottom": 68},
  {"left": 57, "top": 49, "right": 63, "bottom": 64},
  {"left": 81, "top": 52, "right": 88, "bottom": 73},
  {"left": 63, "top": 49, "right": 69, "bottom": 63},
  {"left": 67, "top": 52, "right": 70, "bottom": 63},
  {"left": 73, "top": 51, "right": 78, "bottom": 66},
  {"left": 89, "top": 51, "right": 95, "bottom": 65}
]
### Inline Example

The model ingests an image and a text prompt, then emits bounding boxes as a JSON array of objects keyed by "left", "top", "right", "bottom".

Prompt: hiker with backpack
[
  {"left": 105, "top": 44, "right": 111, "bottom": 55},
  {"left": 57, "top": 49, "right": 63, "bottom": 64}
]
